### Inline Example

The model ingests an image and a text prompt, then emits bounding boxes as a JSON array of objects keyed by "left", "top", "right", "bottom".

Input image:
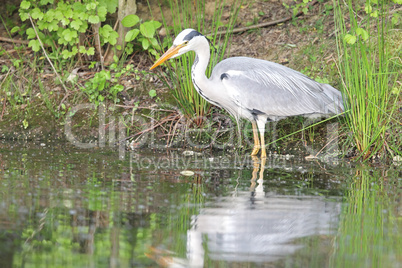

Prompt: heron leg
[
  {"left": 250, "top": 122, "right": 260, "bottom": 156},
  {"left": 257, "top": 120, "right": 267, "bottom": 158}
]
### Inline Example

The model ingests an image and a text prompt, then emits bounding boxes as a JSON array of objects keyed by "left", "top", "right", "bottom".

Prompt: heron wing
[{"left": 211, "top": 57, "right": 343, "bottom": 119}]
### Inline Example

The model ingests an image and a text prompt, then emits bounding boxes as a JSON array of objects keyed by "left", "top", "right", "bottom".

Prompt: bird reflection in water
[{"left": 146, "top": 157, "right": 340, "bottom": 267}]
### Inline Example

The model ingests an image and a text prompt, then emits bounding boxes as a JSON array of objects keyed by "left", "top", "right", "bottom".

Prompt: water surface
[{"left": 0, "top": 141, "right": 400, "bottom": 267}]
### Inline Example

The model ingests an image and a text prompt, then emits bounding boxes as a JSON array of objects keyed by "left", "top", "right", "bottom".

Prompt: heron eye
[{"left": 184, "top": 41, "right": 189, "bottom": 45}]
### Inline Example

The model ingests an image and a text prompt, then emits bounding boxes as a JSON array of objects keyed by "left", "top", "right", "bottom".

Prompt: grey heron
[{"left": 150, "top": 29, "right": 344, "bottom": 158}]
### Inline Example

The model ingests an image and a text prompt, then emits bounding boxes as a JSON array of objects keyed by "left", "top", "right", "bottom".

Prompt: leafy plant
[
  {"left": 334, "top": 0, "right": 401, "bottom": 160},
  {"left": 17, "top": 0, "right": 117, "bottom": 60},
  {"left": 122, "top": 14, "right": 162, "bottom": 57}
]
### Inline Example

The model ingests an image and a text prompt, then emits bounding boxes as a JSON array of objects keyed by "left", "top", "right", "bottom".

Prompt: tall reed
[
  {"left": 334, "top": 0, "right": 400, "bottom": 160},
  {"left": 155, "top": 0, "right": 240, "bottom": 126}
]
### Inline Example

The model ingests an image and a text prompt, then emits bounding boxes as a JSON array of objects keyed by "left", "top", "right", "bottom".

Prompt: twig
[
  {"left": 207, "top": 0, "right": 319, "bottom": 36},
  {"left": 0, "top": 36, "right": 30, "bottom": 45},
  {"left": 28, "top": 15, "right": 69, "bottom": 95}
]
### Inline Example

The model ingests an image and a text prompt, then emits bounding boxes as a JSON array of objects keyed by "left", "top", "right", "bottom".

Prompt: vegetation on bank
[{"left": 0, "top": 0, "right": 400, "bottom": 162}]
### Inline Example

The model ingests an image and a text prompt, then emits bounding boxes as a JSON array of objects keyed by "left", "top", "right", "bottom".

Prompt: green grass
[{"left": 334, "top": 0, "right": 400, "bottom": 160}]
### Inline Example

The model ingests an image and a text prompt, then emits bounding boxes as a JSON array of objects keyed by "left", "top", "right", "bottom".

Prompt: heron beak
[{"left": 150, "top": 44, "right": 184, "bottom": 70}]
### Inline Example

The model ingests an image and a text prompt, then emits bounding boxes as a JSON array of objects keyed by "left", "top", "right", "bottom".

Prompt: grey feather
[{"left": 209, "top": 57, "right": 343, "bottom": 121}]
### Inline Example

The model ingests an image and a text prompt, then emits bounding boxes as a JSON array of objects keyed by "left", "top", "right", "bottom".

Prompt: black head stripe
[{"left": 183, "top": 30, "right": 203, "bottom": 41}]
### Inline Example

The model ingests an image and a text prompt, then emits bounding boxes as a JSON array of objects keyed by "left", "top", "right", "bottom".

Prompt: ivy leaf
[
  {"left": 37, "top": 20, "right": 48, "bottom": 30},
  {"left": 61, "top": 49, "right": 70, "bottom": 59},
  {"left": 63, "top": 29, "right": 77, "bottom": 42},
  {"left": 88, "top": 15, "right": 100, "bottom": 24},
  {"left": 100, "top": 0, "right": 118, "bottom": 14},
  {"left": 20, "top": 1, "right": 31, "bottom": 10},
  {"left": 31, "top": 8, "right": 44, "bottom": 20},
  {"left": 97, "top": 6, "right": 107, "bottom": 21},
  {"left": 20, "top": 12, "right": 30, "bottom": 21},
  {"left": 125, "top": 29, "right": 139, "bottom": 42},
  {"left": 87, "top": 47, "right": 95, "bottom": 55},
  {"left": 344, "top": 34, "right": 356, "bottom": 45},
  {"left": 64, "top": 8, "right": 73, "bottom": 19},
  {"left": 108, "top": 31, "right": 119, "bottom": 45},
  {"left": 71, "top": 19, "right": 83, "bottom": 30},
  {"left": 122, "top": 14, "right": 140, "bottom": 27},
  {"left": 28, "top": 39, "right": 40, "bottom": 52},
  {"left": 40, "top": 0, "right": 54, "bottom": 4},
  {"left": 48, "top": 20, "right": 59, "bottom": 31},
  {"left": 86, "top": 3, "right": 97, "bottom": 10},
  {"left": 26, "top": 28, "right": 36, "bottom": 39}
]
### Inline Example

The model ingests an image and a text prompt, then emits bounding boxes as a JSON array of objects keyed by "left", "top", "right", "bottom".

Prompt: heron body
[{"left": 151, "top": 29, "right": 344, "bottom": 158}]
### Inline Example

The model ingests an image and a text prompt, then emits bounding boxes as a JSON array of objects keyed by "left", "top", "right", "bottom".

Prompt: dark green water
[{"left": 0, "top": 141, "right": 400, "bottom": 267}]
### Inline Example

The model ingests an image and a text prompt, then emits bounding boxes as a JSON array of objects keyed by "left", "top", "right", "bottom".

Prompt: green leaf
[
  {"left": 364, "top": 4, "right": 372, "bottom": 14},
  {"left": 142, "top": 38, "right": 150, "bottom": 50},
  {"left": 100, "top": 0, "right": 118, "bottom": 14},
  {"left": 125, "top": 29, "right": 139, "bottom": 42},
  {"left": 40, "top": 0, "right": 54, "bottom": 4},
  {"left": 150, "top": 37, "right": 160, "bottom": 49},
  {"left": 28, "top": 39, "right": 40, "bottom": 52},
  {"left": 108, "top": 31, "right": 119, "bottom": 45},
  {"left": 71, "top": 19, "right": 83, "bottom": 30},
  {"left": 87, "top": 47, "right": 95, "bottom": 55},
  {"left": 344, "top": 34, "right": 356, "bottom": 45},
  {"left": 31, "top": 8, "right": 44, "bottom": 20},
  {"left": 86, "top": 3, "right": 97, "bottom": 10},
  {"left": 98, "top": 6, "right": 107, "bottom": 21},
  {"left": 79, "top": 46, "right": 86, "bottom": 53},
  {"left": 11, "top": 26, "right": 20, "bottom": 34},
  {"left": 88, "top": 15, "right": 100, "bottom": 24},
  {"left": 22, "top": 119, "right": 29, "bottom": 129},
  {"left": 20, "top": 1, "right": 31, "bottom": 10},
  {"left": 356, "top": 28, "right": 368, "bottom": 41},
  {"left": 113, "top": 55, "right": 119, "bottom": 62},
  {"left": 149, "top": 89, "right": 156, "bottom": 98},
  {"left": 62, "top": 29, "right": 77, "bottom": 41},
  {"left": 20, "top": 12, "right": 29, "bottom": 21},
  {"left": 48, "top": 20, "right": 59, "bottom": 31},
  {"left": 44, "top": 10, "right": 55, "bottom": 22},
  {"left": 370, "top": 10, "right": 378, "bottom": 18},
  {"left": 140, "top": 22, "right": 155, "bottom": 38},
  {"left": 152, "top": 20, "right": 162, "bottom": 30},
  {"left": 26, "top": 28, "right": 36, "bottom": 39},
  {"left": 122, "top": 14, "right": 140, "bottom": 27}
]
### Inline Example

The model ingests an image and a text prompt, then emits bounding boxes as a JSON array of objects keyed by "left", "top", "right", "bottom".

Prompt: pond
[{"left": 0, "top": 141, "right": 400, "bottom": 267}]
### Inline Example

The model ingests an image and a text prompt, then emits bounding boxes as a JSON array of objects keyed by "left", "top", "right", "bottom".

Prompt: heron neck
[{"left": 191, "top": 39, "right": 211, "bottom": 91}]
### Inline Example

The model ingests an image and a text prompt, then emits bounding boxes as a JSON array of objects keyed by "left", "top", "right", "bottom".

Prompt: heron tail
[{"left": 322, "top": 84, "right": 344, "bottom": 114}]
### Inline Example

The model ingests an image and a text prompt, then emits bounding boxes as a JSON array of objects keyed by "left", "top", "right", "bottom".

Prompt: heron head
[{"left": 150, "top": 29, "right": 204, "bottom": 70}]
